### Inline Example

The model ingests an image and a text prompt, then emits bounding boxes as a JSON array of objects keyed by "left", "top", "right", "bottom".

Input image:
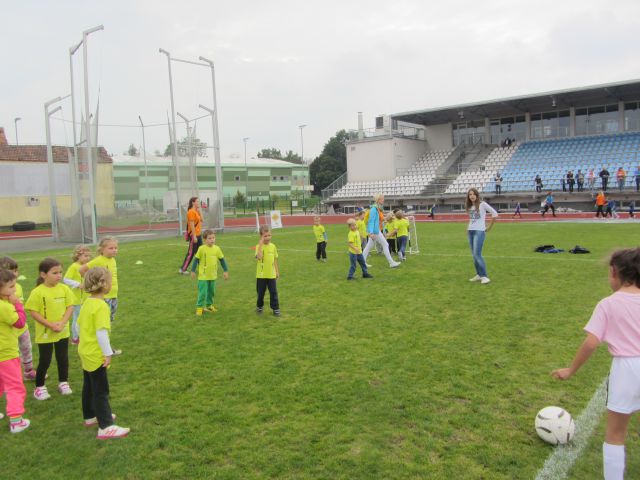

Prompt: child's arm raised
[
  {"left": 256, "top": 237, "right": 265, "bottom": 260},
  {"left": 551, "top": 333, "right": 600, "bottom": 380}
]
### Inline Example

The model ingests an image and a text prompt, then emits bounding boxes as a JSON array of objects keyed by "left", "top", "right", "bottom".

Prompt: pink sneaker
[
  {"left": 58, "top": 382, "right": 73, "bottom": 395},
  {"left": 10, "top": 418, "right": 30, "bottom": 434},
  {"left": 97, "top": 424, "right": 130, "bottom": 439},
  {"left": 71, "top": 337, "right": 80, "bottom": 345},
  {"left": 84, "top": 414, "right": 116, "bottom": 427},
  {"left": 33, "top": 386, "right": 51, "bottom": 401}
]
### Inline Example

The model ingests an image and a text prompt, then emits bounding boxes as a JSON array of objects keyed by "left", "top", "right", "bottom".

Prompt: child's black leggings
[
  {"left": 316, "top": 241, "right": 327, "bottom": 260},
  {"left": 36, "top": 338, "right": 69, "bottom": 387}
]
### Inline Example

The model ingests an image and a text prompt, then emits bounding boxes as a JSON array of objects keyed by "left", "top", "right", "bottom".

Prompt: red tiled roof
[{"left": 0, "top": 145, "right": 113, "bottom": 164}]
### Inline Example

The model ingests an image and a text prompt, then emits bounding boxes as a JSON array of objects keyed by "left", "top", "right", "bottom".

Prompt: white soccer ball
[{"left": 535, "top": 406, "right": 575, "bottom": 445}]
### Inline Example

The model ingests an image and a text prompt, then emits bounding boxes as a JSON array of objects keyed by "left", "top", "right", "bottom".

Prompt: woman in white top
[{"left": 465, "top": 188, "right": 498, "bottom": 284}]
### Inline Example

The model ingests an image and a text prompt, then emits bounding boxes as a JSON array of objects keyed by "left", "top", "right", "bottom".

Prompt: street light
[
  {"left": 299, "top": 124, "right": 306, "bottom": 164},
  {"left": 14, "top": 117, "right": 21, "bottom": 145},
  {"left": 243, "top": 137, "right": 250, "bottom": 199}
]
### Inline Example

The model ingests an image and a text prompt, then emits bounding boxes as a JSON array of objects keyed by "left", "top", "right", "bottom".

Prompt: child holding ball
[
  {"left": 191, "top": 230, "right": 229, "bottom": 315},
  {"left": 552, "top": 248, "right": 640, "bottom": 480}
]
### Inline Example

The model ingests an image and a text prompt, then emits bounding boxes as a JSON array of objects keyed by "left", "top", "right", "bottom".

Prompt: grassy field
[{"left": 1, "top": 221, "right": 638, "bottom": 479}]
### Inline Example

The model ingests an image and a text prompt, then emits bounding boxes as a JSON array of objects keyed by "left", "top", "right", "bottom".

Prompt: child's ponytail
[{"left": 609, "top": 248, "right": 640, "bottom": 288}]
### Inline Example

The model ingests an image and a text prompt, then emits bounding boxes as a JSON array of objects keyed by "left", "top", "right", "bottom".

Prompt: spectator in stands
[
  {"left": 494, "top": 172, "right": 503, "bottom": 195},
  {"left": 588, "top": 168, "right": 596, "bottom": 191},
  {"left": 616, "top": 167, "right": 626, "bottom": 191},
  {"left": 635, "top": 166, "right": 640, "bottom": 192},
  {"left": 599, "top": 167, "right": 610, "bottom": 191},
  {"left": 541, "top": 191, "right": 556, "bottom": 217},
  {"left": 567, "top": 170, "right": 575, "bottom": 193},
  {"left": 595, "top": 191, "right": 607, "bottom": 218},
  {"left": 561, "top": 173, "right": 567, "bottom": 192},
  {"left": 535, "top": 174, "right": 543, "bottom": 193},
  {"left": 577, "top": 170, "right": 585, "bottom": 192}
]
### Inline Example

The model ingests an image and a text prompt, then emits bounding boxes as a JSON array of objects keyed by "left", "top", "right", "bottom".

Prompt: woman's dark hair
[
  {"left": 609, "top": 248, "right": 640, "bottom": 288},
  {"left": 0, "top": 269, "right": 17, "bottom": 289},
  {"left": 188, "top": 197, "right": 199, "bottom": 210},
  {"left": 36, "top": 257, "right": 62, "bottom": 286},
  {"left": 465, "top": 188, "right": 481, "bottom": 213}
]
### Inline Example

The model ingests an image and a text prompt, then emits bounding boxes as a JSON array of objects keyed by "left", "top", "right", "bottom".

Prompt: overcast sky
[{"left": 2, "top": 0, "right": 639, "bottom": 162}]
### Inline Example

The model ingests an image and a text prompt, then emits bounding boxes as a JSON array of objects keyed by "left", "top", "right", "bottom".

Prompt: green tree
[
  {"left": 127, "top": 144, "right": 138, "bottom": 156},
  {"left": 309, "top": 129, "right": 348, "bottom": 193},
  {"left": 282, "top": 150, "right": 302, "bottom": 164},
  {"left": 257, "top": 148, "right": 282, "bottom": 159},
  {"left": 234, "top": 190, "right": 246, "bottom": 206},
  {"left": 163, "top": 137, "right": 205, "bottom": 157}
]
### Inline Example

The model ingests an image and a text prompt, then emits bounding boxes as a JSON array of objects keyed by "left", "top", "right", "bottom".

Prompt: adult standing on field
[
  {"left": 595, "top": 190, "right": 607, "bottom": 218},
  {"left": 466, "top": 188, "right": 498, "bottom": 285},
  {"left": 362, "top": 193, "right": 401, "bottom": 268},
  {"left": 600, "top": 166, "right": 610, "bottom": 192},
  {"left": 180, "top": 197, "right": 203, "bottom": 274}
]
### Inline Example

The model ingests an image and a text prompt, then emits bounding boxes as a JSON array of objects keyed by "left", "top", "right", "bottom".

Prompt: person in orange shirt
[
  {"left": 595, "top": 190, "right": 607, "bottom": 218},
  {"left": 180, "top": 197, "right": 203, "bottom": 274},
  {"left": 616, "top": 167, "right": 627, "bottom": 191}
]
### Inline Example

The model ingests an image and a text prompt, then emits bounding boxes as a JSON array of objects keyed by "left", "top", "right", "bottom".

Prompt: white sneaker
[
  {"left": 33, "top": 386, "right": 51, "bottom": 400},
  {"left": 390, "top": 262, "right": 401, "bottom": 268},
  {"left": 97, "top": 424, "right": 130, "bottom": 439},
  {"left": 480, "top": 277, "right": 491, "bottom": 284},
  {"left": 366, "top": 263, "right": 372, "bottom": 268},
  {"left": 469, "top": 275, "right": 481, "bottom": 282},
  {"left": 10, "top": 418, "right": 30, "bottom": 434},
  {"left": 85, "top": 413, "right": 117, "bottom": 427},
  {"left": 58, "top": 382, "right": 72, "bottom": 395}
]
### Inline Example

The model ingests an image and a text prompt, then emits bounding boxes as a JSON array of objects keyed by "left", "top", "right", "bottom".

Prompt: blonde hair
[
  {"left": 259, "top": 225, "right": 271, "bottom": 236},
  {"left": 373, "top": 193, "right": 384, "bottom": 203},
  {"left": 72, "top": 245, "right": 91, "bottom": 262},
  {"left": 385, "top": 212, "right": 394, "bottom": 221},
  {"left": 83, "top": 267, "right": 112, "bottom": 294},
  {"left": 96, "top": 236, "right": 118, "bottom": 256},
  {"left": 395, "top": 210, "right": 405, "bottom": 219},
  {"left": 346, "top": 218, "right": 356, "bottom": 226}
]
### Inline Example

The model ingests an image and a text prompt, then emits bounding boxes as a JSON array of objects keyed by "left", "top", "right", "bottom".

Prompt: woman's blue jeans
[{"left": 468, "top": 230, "right": 487, "bottom": 277}]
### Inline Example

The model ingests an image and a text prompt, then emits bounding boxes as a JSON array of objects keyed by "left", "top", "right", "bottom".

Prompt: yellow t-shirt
[
  {"left": 348, "top": 230, "right": 362, "bottom": 254},
  {"left": 25, "top": 283, "right": 73, "bottom": 344},
  {"left": 87, "top": 256, "right": 118, "bottom": 299},
  {"left": 356, "top": 219, "right": 366, "bottom": 240},
  {"left": 396, "top": 218, "right": 410, "bottom": 237},
  {"left": 0, "top": 299, "right": 19, "bottom": 362},
  {"left": 195, "top": 244, "right": 225, "bottom": 281},
  {"left": 14, "top": 283, "right": 28, "bottom": 336},
  {"left": 64, "top": 261, "right": 86, "bottom": 305},
  {"left": 386, "top": 219, "right": 398, "bottom": 238},
  {"left": 312, "top": 225, "right": 326, "bottom": 243},
  {"left": 256, "top": 243, "right": 278, "bottom": 279},
  {"left": 77, "top": 298, "right": 111, "bottom": 372}
]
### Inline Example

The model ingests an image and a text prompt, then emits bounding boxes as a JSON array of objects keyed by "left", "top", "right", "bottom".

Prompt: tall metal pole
[
  {"left": 199, "top": 56, "right": 224, "bottom": 230},
  {"left": 14, "top": 117, "right": 21, "bottom": 145},
  {"left": 138, "top": 116, "right": 150, "bottom": 210},
  {"left": 69, "top": 41, "right": 85, "bottom": 241},
  {"left": 82, "top": 25, "right": 103, "bottom": 245},
  {"left": 177, "top": 112, "right": 197, "bottom": 196},
  {"left": 243, "top": 137, "right": 249, "bottom": 199},
  {"left": 44, "top": 97, "right": 68, "bottom": 242},
  {"left": 299, "top": 124, "right": 306, "bottom": 163},
  {"left": 160, "top": 48, "right": 184, "bottom": 235}
]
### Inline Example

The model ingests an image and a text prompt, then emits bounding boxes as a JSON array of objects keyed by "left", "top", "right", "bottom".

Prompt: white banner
[{"left": 269, "top": 210, "right": 283, "bottom": 229}]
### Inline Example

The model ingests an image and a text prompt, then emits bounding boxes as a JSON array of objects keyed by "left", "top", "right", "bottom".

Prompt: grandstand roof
[{"left": 393, "top": 79, "right": 640, "bottom": 126}]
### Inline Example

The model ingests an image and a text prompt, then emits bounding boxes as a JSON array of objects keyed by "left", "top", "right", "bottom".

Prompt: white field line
[{"left": 535, "top": 377, "right": 607, "bottom": 480}]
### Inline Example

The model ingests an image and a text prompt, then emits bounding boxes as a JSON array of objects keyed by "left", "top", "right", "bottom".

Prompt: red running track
[{"left": 0, "top": 212, "right": 632, "bottom": 240}]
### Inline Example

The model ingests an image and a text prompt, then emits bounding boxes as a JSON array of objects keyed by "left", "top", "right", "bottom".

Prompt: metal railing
[{"left": 321, "top": 171, "right": 348, "bottom": 200}]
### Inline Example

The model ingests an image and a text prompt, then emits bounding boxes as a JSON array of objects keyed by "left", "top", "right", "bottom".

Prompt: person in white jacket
[{"left": 465, "top": 188, "right": 498, "bottom": 284}]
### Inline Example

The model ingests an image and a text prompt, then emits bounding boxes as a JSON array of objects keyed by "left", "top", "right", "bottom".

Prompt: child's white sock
[{"left": 603, "top": 442, "right": 625, "bottom": 480}]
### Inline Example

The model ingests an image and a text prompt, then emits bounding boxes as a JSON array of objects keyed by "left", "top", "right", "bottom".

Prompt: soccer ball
[{"left": 535, "top": 406, "right": 575, "bottom": 445}]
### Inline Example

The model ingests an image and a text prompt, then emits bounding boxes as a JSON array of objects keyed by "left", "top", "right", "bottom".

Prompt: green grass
[{"left": 1, "top": 221, "right": 638, "bottom": 479}]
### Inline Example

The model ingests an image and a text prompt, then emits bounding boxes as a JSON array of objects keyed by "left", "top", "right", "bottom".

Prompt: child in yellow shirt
[
  {"left": 191, "top": 230, "right": 229, "bottom": 315},
  {"left": 312, "top": 216, "right": 328, "bottom": 262},
  {"left": 63, "top": 245, "right": 91, "bottom": 344},
  {"left": 347, "top": 219, "right": 373, "bottom": 280},
  {"left": 256, "top": 226, "right": 280, "bottom": 317}
]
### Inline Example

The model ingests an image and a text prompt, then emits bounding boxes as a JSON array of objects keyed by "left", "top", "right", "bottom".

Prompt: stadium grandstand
[{"left": 325, "top": 79, "right": 640, "bottom": 213}]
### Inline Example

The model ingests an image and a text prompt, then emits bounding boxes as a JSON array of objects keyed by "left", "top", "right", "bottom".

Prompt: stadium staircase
[{"left": 423, "top": 144, "right": 494, "bottom": 195}]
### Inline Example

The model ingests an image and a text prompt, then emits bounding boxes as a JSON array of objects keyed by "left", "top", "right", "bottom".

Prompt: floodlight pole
[
  {"left": 68, "top": 40, "right": 86, "bottom": 242},
  {"left": 82, "top": 25, "right": 103, "bottom": 245},
  {"left": 45, "top": 95, "right": 69, "bottom": 242},
  {"left": 243, "top": 137, "right": 249, "bottom": 198},
  {"left": 138, "top": 116, "right": 150, "bottom": 210},
  {"left": 159, "top": 48, "right": 184, "bottom": 235},
  {"left": 199, "top": 56, "right": 224, "bottom": 230},
  {"left": 299, "top": 124, "right": 306, "bottom": 164},
  {"left": 177, "top": 112, "right": 197, "bottom": 196},
  {"left": 14, "top": 117, "right": 21, "bottom": 145}
]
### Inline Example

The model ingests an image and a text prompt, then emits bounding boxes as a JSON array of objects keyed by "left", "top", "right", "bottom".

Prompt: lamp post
[
  {"left": 44, "top": 95, "right": 70, "bottom": 242},
  {"left": 138, "top": 116, "right": 150, "bottom": 210},
  {"left": 298, "top": 124, "right": 306, "bottom": 164},
  {"left": 159, "top": 48, "right": 184, "bottom": 235},
  {"left": 14, "top": 117, "right": 21, "bottom": 145},
  {"left": 243, "top": 137, "right": 250, "bottom": 200}
]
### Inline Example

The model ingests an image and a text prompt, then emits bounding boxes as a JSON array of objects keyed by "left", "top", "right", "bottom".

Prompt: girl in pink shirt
[{"left": 552, "top": 248, "right": 640, "bottom": 480}]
